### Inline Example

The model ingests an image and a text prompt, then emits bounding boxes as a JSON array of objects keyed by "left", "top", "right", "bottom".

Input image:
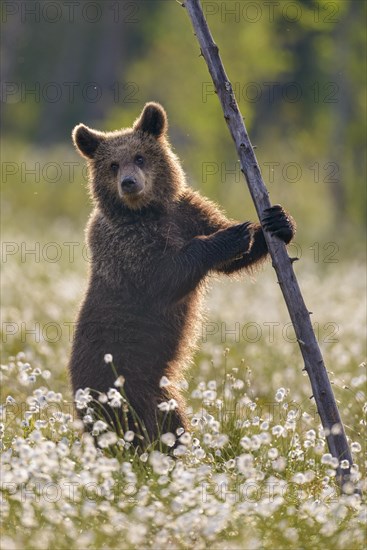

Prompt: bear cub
[{"left": 69, "top": 102, "right": 295, "bottom": 446}]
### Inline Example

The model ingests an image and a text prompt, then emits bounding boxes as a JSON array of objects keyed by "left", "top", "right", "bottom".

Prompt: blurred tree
[
  {"left": 1, "top": 0, "right": 365, "bottom": 238},
  {"left": 1, "top": 0, "right": 160, "bottom": 143}
]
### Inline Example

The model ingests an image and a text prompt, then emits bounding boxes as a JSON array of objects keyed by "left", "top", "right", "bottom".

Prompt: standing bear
[{"left": 69, "top": 102, "right": 295, "bottom": 446}]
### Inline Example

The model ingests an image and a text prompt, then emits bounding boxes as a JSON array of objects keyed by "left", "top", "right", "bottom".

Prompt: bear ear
[
  {"left": 134, "top": 102, "right": 168, "bottom": 138},
  {"left": 72, "top": 124, "right": 104, "bottom": 159}
]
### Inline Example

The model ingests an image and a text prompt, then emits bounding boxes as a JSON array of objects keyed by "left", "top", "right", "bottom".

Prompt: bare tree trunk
[{"left": 183, "top": 0, "right": 355, "bottom": 492}]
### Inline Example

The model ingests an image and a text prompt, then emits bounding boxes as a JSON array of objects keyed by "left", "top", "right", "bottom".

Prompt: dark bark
[{"left": 184, "top": 0, "right": 355, "bottom": 492}]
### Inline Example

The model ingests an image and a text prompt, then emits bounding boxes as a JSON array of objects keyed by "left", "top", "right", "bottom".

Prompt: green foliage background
[{"left": 1, "top": 0, "right": 366, "bottom": 245}]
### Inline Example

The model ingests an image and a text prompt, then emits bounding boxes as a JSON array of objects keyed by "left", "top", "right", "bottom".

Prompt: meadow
[{"left": 1, "top": 221, "right": 366, "bottom": 549}]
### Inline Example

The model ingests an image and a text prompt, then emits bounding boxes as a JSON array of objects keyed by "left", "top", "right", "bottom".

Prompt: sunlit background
[
  {"left": 1, "top": 2, "right": 366, "bottom": 548},
  {"left": 2, "top": 0, "right": 365, "bottom": 235}
]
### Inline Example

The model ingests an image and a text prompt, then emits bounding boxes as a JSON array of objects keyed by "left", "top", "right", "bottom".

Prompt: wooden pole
[{"left": 183, "top": 0, "right": 354, "bottom": 491}]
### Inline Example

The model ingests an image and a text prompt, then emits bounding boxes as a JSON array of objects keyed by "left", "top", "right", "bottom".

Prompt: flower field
[{"left": 1, "top": 230, "right": 366, "bottom": 549}]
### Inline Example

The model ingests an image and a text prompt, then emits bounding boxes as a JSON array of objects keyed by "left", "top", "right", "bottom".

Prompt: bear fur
[{"left": 69, "top": 102, "right": 295, "bottom": 446}]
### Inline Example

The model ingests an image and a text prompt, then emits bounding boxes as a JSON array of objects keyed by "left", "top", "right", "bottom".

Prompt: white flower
[
  {"left": 321, "top": 453, "right": 334, "bottom": 465},
  {"left": 233, "top": 379, "right": 244, "bottom": 390},
  {"left": 272, "top": 425, "right": 284, "bottom": 436},
  {"left": 114, "top": 375, "right": 125, "bottom": 388},
  {"left": 211, "top": 434, "right": 228, "bottom": 448},
  {"left": 157, "top": 399, "right": 178, "bottom": 412},
  {"left": 159, "top": 376, "right": 171, "bottom": 388},
  {"left": 93, "top": 420, "right": 108, "bottom": 434},
  {"left": 341, "top": 481, "right": 356, "bottom": 495},
  {"left": 98, "top": 431, "right": 118, "bottom": 448},
  {"left": 194, "top": 447, "right": 206, "bottom": 459},
  {"left": 331, "top": 423, "right": 342, "bottom": 435},
  {"left": 207, "top": 380, "right": 217, "bottom": 390},
  {"left": 268, "top": 448, "right": 278, "bottom": 459},
  {"left": 149, "top": 451, "right": 171, "bottom": 475},
  {"left": 75, "top": 388, "right": 92, "bottom": 409},
  {"left": 240, "top": 436, "right": 251, "bottom": 450},
  {"left": 173, "top": 444, "right": 188, "bottom": 457},
  {"left": 275, "top": 387, "right": 286, "bottom": 402},
  {"left": 161, "top": 432, "right": 176, "bottom": 447},
  {"left": 107, "top": 388, "right": 123, "bottom": 407},
  {"left": 168, "top": 399, "right": 178, "bottom": 410},
  {"left": 305, "top": 429, "right": 316, "bottom": 440},
  {"left": 272, "top": 456, "right": 286, "bottom": 472},
  {"left": 292, "top": 472, "right": 305, "bottom": 484},
  {"left": 237, "top": 453, "right": 253, "bottom": 473},
  {"left": 104, "top": 354, "right": 113, "bottom": 364},
  {"left": 124, "top": 430, "right": 135, "bottom": 442},
  {"left": 251, "top": 435, "right": 262, "bottom": 450},
  {"left": 179, "top": 432, "right": 191, "bottom": 446},
  {"left": 203, "top": 390, "right": 216, "bottom": 401},
  {"left": 351, "top": 442, "right": 362, "bottom": 453},
  {"left": 110, "top": 398, "right": 123, "bottom": 408}
]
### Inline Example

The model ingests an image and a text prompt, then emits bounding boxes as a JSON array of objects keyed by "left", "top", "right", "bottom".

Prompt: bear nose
[{"left": 121, "top": 176, "right": 137, "bottom": 189}]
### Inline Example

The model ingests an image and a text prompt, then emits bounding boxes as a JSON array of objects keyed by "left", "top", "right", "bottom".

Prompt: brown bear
[{"left": 69, "top": 102, "right": 295, "bottom": 446}]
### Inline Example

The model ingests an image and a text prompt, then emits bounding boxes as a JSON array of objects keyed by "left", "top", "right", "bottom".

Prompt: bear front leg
[
  {"left": 191, "top": 221, "right": 253, "bottom": 267},
  {"left": 216, "top": 205, "right": 296, "bottom": 275},
  {"left": 217, "top": 224, "right": 267, "bottom": 274},
  {"left": 152, "top": 222, "right": 253, "bottom": 302}
]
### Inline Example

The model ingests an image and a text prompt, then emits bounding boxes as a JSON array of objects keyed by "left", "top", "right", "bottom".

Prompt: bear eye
[
  {"left": 110, "top": 163, "right": 119, "bottom": 173},
  {"left": 134, "top": 155, "right": 144, "bottom": 167}
]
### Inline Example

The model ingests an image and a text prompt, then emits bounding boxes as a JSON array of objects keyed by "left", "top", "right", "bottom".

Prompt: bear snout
[{"left": 120, "top": 176, "right": 143, "bottom": 195}]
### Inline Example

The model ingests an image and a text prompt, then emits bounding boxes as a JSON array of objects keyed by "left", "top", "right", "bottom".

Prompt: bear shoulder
[
  {"left": 175, "top": 188, "right": 232, "bottom": 237},
  {"left": 86, "top": 208, "right": 111, "bottom": 250}
]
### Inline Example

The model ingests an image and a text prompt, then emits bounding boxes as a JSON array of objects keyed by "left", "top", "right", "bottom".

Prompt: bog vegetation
[{"left": 1, "top": 238, "right": 366, "bottom": 548}]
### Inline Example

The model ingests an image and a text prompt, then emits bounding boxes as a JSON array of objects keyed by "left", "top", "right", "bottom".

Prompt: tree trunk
[{"left": 183, "top": 0, "right": 355, "bottom": 492}]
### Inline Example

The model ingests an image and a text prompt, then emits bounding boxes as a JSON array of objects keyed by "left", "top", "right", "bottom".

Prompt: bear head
[{"left": 72, "top": 103, "right": 186, "bottom": 218}]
